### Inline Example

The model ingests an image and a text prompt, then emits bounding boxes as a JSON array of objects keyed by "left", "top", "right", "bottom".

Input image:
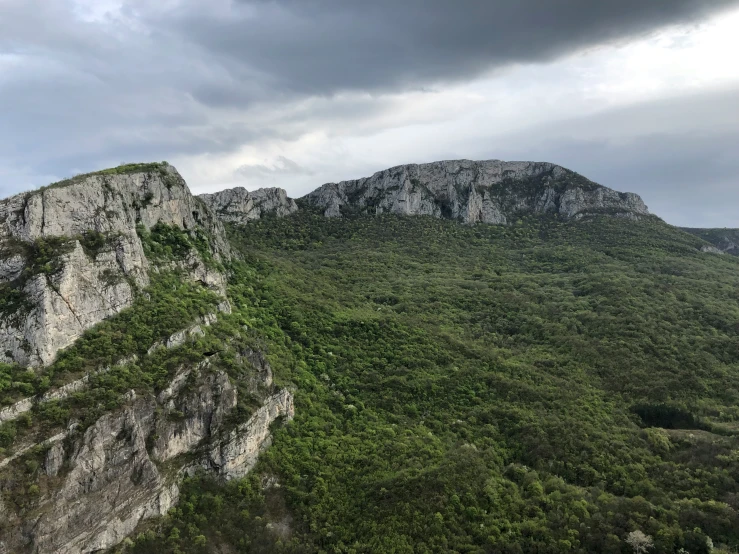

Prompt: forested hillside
[{"left": 123, "top": 209, "right": 739, "bottom": 554}]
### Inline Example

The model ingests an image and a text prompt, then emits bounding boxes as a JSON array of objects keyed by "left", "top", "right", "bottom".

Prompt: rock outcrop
[
  {"left": 198, "top": 187, "right": 298, "bottom": 224},
  {"left": 206, "top": 388, "right": 294, "bottom": 480},
  {"left": 0, "top": 361, "right": 294, "bottom": 554},
  {"left": 302, "top": 159, "right": 649, "bottom": 224},
  {"left": 0, "top": 164, "right": 228, "bottom": 367}
]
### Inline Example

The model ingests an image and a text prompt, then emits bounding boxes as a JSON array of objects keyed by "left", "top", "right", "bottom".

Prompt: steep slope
[
  {"left": 0, "top": 163, "right": 228, "bottom": 367},
  {"left": 682, "top": 227, "right": 739, "bottom": 255},
  {"left": 0, "top": 164, "right": 296, "bottom": 554},
  {"left": 198, "top": 187, "right": 298, "bottom": 224},
  {"left": 126, "top": 211, "right": 739, "bottom": 554},
  {"left": 303, "top": 159, "right": 650, "bottom": 223}
]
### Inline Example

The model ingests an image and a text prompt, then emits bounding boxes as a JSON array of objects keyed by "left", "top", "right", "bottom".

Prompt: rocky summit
[
  {"left": 0, "top": 162, "right": 296, "bottom": 554},
  {"left": 302, "top": 159, "right": 650, "bottom": 223},
  {"left": 198, "top": 187, "right": 298, "bottom": 225},
  {"left": 0, "top": 163, "right": 228, "bottom": 368}
]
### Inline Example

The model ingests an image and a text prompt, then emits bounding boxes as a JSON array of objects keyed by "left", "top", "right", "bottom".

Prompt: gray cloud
[
  {"left": 236, "top": 156, "right": 313, "bottom": 180},
  {"left": 0, "top": 0, "right": 737, "bottom": 227},
  {"left": 456, "top": 88, "right": 739, "bottom": 227},
  {"left": 169, "top": 0, "right": 739, "bottom": 102}
]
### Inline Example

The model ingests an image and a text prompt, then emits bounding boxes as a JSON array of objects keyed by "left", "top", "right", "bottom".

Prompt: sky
[{"left": 1, "top": 0, "right": 738, "bottom": 227}]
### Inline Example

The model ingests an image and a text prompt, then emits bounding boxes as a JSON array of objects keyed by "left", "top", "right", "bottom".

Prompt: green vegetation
[
  {"left": 0, "top": 271, "right": 222, "bottom": 436},
  {"left": 138, "top": 222, "right": 221, "bottom": 269},
  {"left": 122, "top": 212, "right": 739, "bottom": 553},
  {"left": 43, "top": 162, "right": 175, "bottom": 191},
  {"left": 126, "top": 473, "right": 292, "bottom": 554}
]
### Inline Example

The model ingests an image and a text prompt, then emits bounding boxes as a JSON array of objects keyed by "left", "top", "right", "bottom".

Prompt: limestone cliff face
[
  {"left": 0, "top": 361, "right": 294, "bottom": 554},
  {"left": 0, "top": 164, "right": 228, "bottom": 367},
  {"left": 303, "top": 159, "right": 650, "bottom": 223},
  {"left": 198, "top": 187, "right": 298, "bottom": 225}
]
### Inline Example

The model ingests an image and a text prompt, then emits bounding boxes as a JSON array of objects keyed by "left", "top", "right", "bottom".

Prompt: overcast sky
[{"left": 1, "top": 0, "right": 738, "bottom": 226}]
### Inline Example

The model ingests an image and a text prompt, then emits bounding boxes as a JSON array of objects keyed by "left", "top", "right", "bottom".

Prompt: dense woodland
[
  {"left": 122, "top": 211, "right": 739, "bottom": 553},
  {"left": 4, "top": 207, "right": 739, "bottom": 553}
]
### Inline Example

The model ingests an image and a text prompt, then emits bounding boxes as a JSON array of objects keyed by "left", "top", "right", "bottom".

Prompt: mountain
[
  {"left": 0, "top": 163, "right": 228, "bottom": 368},
  {"left": 1, "top": 160, "right": 738, "bottom": 554},
  {"left": 303, "top": 159, "right": 650, "bottom": 223},
  {"left": 0, "top": 163, "right": 294, "bottom": 553},
  {"left": 198, "top": 187, "right": 298, "bottom": 225},
  {"left": 682, "top": 227, "right": 739, "bottom": 255}
]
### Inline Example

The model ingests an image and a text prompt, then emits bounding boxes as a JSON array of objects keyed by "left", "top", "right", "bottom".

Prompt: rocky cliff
[
  {"left": 198, "top": 187, "right": 298, "bottom": 225},
  {"left": 302, "top": 159, "right": 650, "bottom": 223},
  {"left": 0, "top": 162, "right": 300, "bottom": 554},
  {"left": 0, "top": 358, "right": 294, "bottom": 554},
  {"left": 0, "top": 163, "right": 228, "bottom": 367}
]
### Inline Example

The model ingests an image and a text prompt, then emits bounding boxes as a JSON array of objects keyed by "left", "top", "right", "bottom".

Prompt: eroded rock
[
  {"left": 303, "top": 159, "right": 650, "bottom": 223},
  {"left": 198, "top": 187, "right": 298, "bottom": 224}
]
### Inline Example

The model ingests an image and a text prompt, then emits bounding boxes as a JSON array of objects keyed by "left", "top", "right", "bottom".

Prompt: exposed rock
[
  {"left": 700, "top": 245, "right": 725, "bottom": 254},
  {"left": 0, "top": 363, "right": 294, "bottom": 554},
  {"left": 44, "top": 441, "right": 65, "bottom": 477},
  {"left": 239, "top": 348, "right": 274, "bottom": 392},
  {"left": 0, "top": 356, "right": 138, "bottom": 426},
  {"left": 0, "top": 164, "right": 230, "bottom": 367},
  {"left": 0, "top": 237, "right": 146, "bottom": 367},
  {"left": 302, "top": 159, "right": 650, "bottom": 224},
  {"left": 146, "top": 309, "right": 226, "bottom": 355},
  {"left": 0, "top": 395, "right": 34, "bottom": 425},
  {"left": 167, "top": 250, "right": 228, "bottom": 296},
  {"left": 198, "top": 187, "right": 298, "bottom": 224},
  {"left": 205, "top": 388, "right": 294, "bottom": 480},
  {"left": 150, "top": 367, "right": 237, "bottom": 462},
  {"left": 0, "top": 165, "right": 228, "bottom": 255},
  {"left": 0, "top": 426, "right": 73, "bottom": 471}
]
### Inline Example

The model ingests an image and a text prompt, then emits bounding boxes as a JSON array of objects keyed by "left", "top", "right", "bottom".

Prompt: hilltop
[{"left": 302, "top": 159, "right": 651, "bottom": 223}]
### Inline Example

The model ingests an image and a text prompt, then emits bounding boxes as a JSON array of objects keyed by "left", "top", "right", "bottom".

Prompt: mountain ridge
[{"left": 301, "top": 159, "right": 651, "bottom": 223}]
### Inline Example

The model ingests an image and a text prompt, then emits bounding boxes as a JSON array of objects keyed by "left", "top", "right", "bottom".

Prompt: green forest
[{"left": 118, "top": 210, "right": 739, "bottom": 553}]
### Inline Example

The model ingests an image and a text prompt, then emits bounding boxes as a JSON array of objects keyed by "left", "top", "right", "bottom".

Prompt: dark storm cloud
[{"left": 170, "top": 0, "right": 739, "bottom": 102}]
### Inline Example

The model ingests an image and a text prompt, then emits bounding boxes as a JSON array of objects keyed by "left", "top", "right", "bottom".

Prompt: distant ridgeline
[
  {"left": 682, "top": 227, "right": 739, "bottom": 256},
  {"left": 0, "top": 159, "right": 738, "bottom": 554}
]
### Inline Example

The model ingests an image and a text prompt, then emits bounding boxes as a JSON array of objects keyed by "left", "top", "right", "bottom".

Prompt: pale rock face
[
  {"left": 236, "top": 347, "right": 274, "bottom": 393},
  {"left": 0, "top": 363, "right": 293, "bottom": 554},
  {"left": 44, "top": 441, "right": 65, "bottom": 478},
  {"left": 0, "top": 165, "right": 230, "bottom": 367},
  {"left": 303, "top": 159, "right": 650, "bottom": 223},
  {"left": 0, "top": 166, "right": 228, "bottom": 254},
  {"left": 0, "top": 236, "right": 147, "bottom": 367},
  {"left": 198, "top": 186, "right": 298, "bottom": 224},
  {"left": 150, "top": 368, "right": 237, "bottom": 462},
  {"left": 682, "top": 228, "right": 739, "bottom": 256},
  {"left": 206, "top": 388, "right": 294, "bottom": 480}
]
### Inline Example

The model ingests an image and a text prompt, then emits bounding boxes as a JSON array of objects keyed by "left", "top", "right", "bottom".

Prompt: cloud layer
[{"left": 1, "top": 0, "right": 738, "bottom": 226}]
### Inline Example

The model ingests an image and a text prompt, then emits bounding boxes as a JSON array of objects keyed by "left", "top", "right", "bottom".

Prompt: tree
[{"left": 626, "top": 530, "right": 654, "bottom": 554}]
